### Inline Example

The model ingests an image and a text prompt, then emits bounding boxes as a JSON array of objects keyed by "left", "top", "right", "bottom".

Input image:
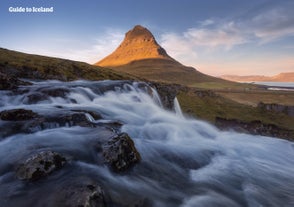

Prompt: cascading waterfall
[
  {"left": 0, "top": 80, "right": 293, "bottom": 207},
  {"left": 173, "top": 97, "right": 184, "bottom": 117}
]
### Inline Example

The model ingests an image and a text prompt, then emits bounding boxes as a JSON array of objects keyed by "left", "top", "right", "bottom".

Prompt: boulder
[
  {"left": 55, "top": 182, "right": 107, "bottom": 207},
  {"left": 215, "top": 117, "right": 294, "bottom": 141},
  {"left": 0, "top": 109, "right": 39, "bottom": 121},
  {"left": 16, "top": 151, "right": 66, "bottom": 180},
  {"left": 151, "top": 82, "right": 183, "bottom": 109},
  {"left": 0, "top": 72, "right": 31, "bottom": 90},
  {"left": 258, "top": 102, "right": 294, "bottom": 117},
  {"left": 102, "top": 133, "right": 141, "bottom": 172}
]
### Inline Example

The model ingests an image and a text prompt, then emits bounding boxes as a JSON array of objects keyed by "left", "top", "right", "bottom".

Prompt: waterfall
[
  {"left": 0, "top": 80, "right": 293, "bottom": 207},
  {"left": 173, "top": 97, "right": 184, "bottom": 117}
]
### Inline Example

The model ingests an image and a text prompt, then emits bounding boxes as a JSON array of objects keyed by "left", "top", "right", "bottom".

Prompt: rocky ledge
[{"left": 215, "top": 117, "right": 294, "bottom": 141}]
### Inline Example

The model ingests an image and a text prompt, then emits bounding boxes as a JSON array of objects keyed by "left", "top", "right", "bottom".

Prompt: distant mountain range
[{"left": 221, "top": 73, "right": 294, "bottom": 82}]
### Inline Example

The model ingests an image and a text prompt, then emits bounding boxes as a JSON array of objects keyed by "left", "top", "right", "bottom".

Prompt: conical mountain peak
[
  {"left": 125, "top": 25, "right": 155, "bottom": 41},
  {"left": 96, "top": 25, "right": 173, "bottom": 67}
]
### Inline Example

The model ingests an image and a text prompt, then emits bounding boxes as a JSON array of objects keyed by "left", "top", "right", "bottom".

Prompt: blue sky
[{"left": 0, "top": 0, "right": 293, "bottom": 76}]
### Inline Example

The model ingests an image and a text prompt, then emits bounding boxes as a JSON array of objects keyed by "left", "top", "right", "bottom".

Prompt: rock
[
  {"left": 24, "top": 88, "right": 70, "bottom": 104},
  {"left": 53, "top": 113, "right": 94, "bottom": 127},
  {"left": 0, "top": 111, "right": 99, "bottom": 138},
  {"left": 258, "top": 102, "right": 294, "bottom": 117},
  {"left": 194, "top": 90, "right": 217, "bottom": 98},
  {"left": 55, "top": 182, "right": 107, "bottom": 207},
  {"left": 0, "top": 109, "right": 39, "bottom": 121},
  {"left": 0, "top": 72, "right": 31, "bottom": 90},
  {"left": 71, "top": 110, "right": 102, "bottom": 120},
  {"left": 151, "top": 82, "right": 183, "bottom": 109},
  {"left": 102, "top": 133, "right": 141, "bottom": 172},
  {"left": 26, "top": 93, "right": 48, "bottom": 104},
  {"left": 215, "top": 117, "right": 294, "bottom": 141},
  {"left": 41, "top": 87, "right": 70, "bottom": 98},
  {"left": 16, "top": 151, "right": 66, "bottom": 180}
]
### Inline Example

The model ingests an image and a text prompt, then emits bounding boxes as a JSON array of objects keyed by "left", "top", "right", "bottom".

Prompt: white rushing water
[{"left": 0, "top": 80, "right": 294, "bottom": 207}]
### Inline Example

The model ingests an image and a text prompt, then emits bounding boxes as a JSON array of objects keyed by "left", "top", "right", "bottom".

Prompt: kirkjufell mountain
[
  {"left": 96, "top": 25, "right": 229, "bottom": 86},
  {"left": 97, "top": 25, "right": 175, "bottom": 66}
]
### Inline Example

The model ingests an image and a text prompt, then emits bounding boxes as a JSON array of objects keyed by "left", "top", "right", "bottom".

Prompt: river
[{"left": 0, "top": 80, "right": 293, "bottom": 207}]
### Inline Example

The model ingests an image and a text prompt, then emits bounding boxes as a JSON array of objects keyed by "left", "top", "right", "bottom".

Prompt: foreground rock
[
  {"left": 16, "top": 151, "right": 66, "bottom": 180},
  {"left": 0, "top": 72, "right": 31, "bottom": 90},
  {"left": 0, "top": 109, "right": 39, "bottom": 121},
  {"left": 0, "top": 109, "right": 99, "bottom": 138},
  {"left": 54, "top": 181, "right": 107, "bottom": 207},
  {"left": 103, "top": 133, "right": 141, "bottom": 172},
  {"left": 151, "top": 82, "right": 183, "bottom": 109},
  {"left": 215, "top": 117, "right": 294, "bottom": 141},
  {"left": 258, "top": 102, "right": 294, "bottom": 117}
]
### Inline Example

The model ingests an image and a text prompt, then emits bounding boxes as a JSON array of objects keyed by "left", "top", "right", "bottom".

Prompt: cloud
[
  {"left": 160, "top": 21, "right": 248, "bottom": 66},
  {"left": 248, "top": 4, "right": 294, "bottom": 42},
  {"left": 20, "top": 29, "right": 125, "bottom": 64},
  {"left": 159, "top": 1, "right": 294, "bottom": 68},
  {"left": 61, "top": 29, "right": 124, "bottom": 63}
]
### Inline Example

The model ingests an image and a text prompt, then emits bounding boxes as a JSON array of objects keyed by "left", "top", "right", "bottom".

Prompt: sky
[{"left": 0, "top": 0, "right": 293, "bottom": 76}]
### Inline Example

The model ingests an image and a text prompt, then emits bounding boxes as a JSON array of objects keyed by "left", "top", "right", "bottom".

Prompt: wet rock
[
  {"left": 0, "top": 111, "right": 98, "bottom": 138},
  {"left": 25, "top": 112, "right": 95, "bottom": 133},
  {"left": 24, "top": 88, "right": 70, "bottom": 104},
  {"left": 103, "top": 133, "right": 141, "bottom": 172},
  {"left": 0, "top": 109, "right": 39, "bottom": 121},
  {"left": 54, "top": 113, "right": 94, "bottom": 127},
  {"left": 258, "top": 102, "right": 294, "bottom": 117},
  {"left": 71, "top": 109, "right": 102, "bottom": 120},
  {"left": 26, "top": 93, "right": 48, "bottom": 104},
  {"left": 151, "top": 82, "right": 183, "bottom": 109},
  {"left": 215, "top": 117, "right": 294, "bottom": 141},
  {"left": 16, "top": 151, "right": 66, "bottom": 181},
  {"left": 0, "top": 72, "right": 31, "bottom": 90},
  {"left": 41, "top": 87, "right": 70, "bottom": 98},
  {"left": 55, "top": 182, "right": 107, "bottom": 207}
]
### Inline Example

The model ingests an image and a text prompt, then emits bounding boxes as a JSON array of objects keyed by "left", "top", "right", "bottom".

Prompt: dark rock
[
  {"left": 25, "top": 112, "right": 95, "bottom": 133},
  {"left": 41, "top": 87, "right": 70, "bottom": 98},
  {"left": 258, "top": 102, "right": 294, "bottom": 117},
  {"left": 0, "top": 72, "right": 31, "bottom": 90},
  {"left": 16, "top": 151, "right": 66, "bottom": 180},
  {"left": 0, "top": 109, "right": 39, "bottom": 121},
  {"left": 54, "top": 113, "right": 94, "bottom": 127},
  {"left": 102, "top": 133, "right": 141, "bottom": 172},
  {"left": 194, "top": 90, "right": 217, "bottom": 98},
  {"left": 151, "top": 82, "right": 183, "bottom": 109},
  {"left": 0, "top": 112, "right": 98, "bottom": 138},
  {"left": 54, "top": 182, "right": 107, "bottom": 207},
  {"left": 26, "top": 93, "right": 48, "bottom": 104},
  {"left": 215, "top": 117, "right": 294, "bottom": 141},
  {"left": 71, "top": 110, "right": 102, "bottom": 120},
  {"left": 24, "top": 88, "right": 70, "bottom": 104}
]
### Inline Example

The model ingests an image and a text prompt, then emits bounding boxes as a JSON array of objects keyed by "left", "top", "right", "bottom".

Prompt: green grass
[
  {"left": 0, "top": 48, "right": 134, "bottom": 81},
  {"left": 177, "top": 89, "right": 294, "bottom": 131},
  {"left": 216, "top": 90, "right": 294, "bottom": 106}
]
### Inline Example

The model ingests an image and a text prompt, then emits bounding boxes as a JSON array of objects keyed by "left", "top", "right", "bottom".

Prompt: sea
[{"left": 244, "top": 81, "right": 294, "bottom": 91}]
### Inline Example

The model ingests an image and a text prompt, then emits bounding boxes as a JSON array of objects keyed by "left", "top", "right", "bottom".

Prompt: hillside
[
  {"left": 0, "top": 48, "right": 133, "bottom": 81},
  {"left": 0, "top": 47, "right": 293, "bottom": 139}
]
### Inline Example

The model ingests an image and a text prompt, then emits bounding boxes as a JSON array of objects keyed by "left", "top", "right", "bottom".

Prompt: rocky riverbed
[{"left": 0, "top": 80, "right": 294, "bottom": 207}]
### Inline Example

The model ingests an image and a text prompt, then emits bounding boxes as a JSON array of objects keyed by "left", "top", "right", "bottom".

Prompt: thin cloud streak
[{"left": 159, "top": 2, "right": 294, "bottom": 75}]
